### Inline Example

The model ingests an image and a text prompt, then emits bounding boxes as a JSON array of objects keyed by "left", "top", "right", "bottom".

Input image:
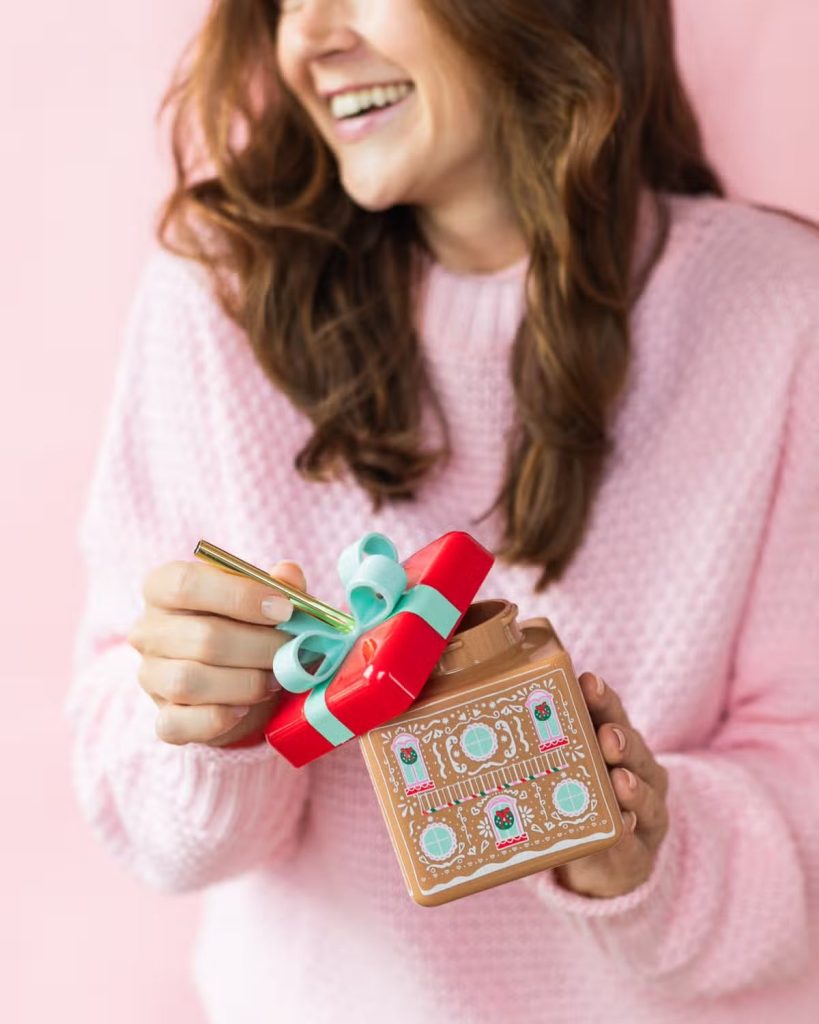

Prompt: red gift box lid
[{"left": 265, "top": 531, "right": 494, "bottom": 767}]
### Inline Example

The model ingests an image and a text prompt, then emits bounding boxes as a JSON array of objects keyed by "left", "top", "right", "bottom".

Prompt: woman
[{"left": 66, "top": 1, "right": 819, "bottom": 1021}]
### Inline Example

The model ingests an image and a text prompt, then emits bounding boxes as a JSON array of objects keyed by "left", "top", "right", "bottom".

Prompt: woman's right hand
[{"left": 127, "top": 558, "right": 305, "bottom": 748}]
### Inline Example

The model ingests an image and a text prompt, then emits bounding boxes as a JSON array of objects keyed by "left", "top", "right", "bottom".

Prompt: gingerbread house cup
[{"left": 359, "top": 599, "right": 625, "bottom": 906}]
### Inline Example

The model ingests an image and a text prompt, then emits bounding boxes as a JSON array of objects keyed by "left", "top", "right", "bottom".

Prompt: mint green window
[
  {"left": 553, "top": 779, "right": 588, "bottom": 816},
  {"left": 421, "top": 824, "right": 455, "bottom": 860},
  {"left": 461, "top": 724, "right": 496, "bottom": 760}
]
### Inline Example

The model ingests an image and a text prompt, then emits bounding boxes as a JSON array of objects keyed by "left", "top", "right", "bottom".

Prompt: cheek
[
  {"left": 425, "top": 74, "right": 484, "bottom": 157},
  {"left": 274, "top": 28, "right": 303, "bottom": 94}
]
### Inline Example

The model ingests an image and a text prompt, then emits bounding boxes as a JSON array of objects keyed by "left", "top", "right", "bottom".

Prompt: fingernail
[
  {"left": 621, "top": 768, "right": 637, "bottom": 791},
  {"left": 230, "top": 705, "right": 251, "bottom": 718},
  {"left": 627, "top": 811, "right": 638, "bottom": 832},
  {"left": 267, "top": 675, "right": 283, "bottom": 694},
  {"left": 612, "top": 726, "right": 626, "bottom": 751},
  {"left": 261, "top": 596, "right": 293, "bottom": 622},
  {"left": 593, "top": 674, "right": 605, "bottom": 697}
]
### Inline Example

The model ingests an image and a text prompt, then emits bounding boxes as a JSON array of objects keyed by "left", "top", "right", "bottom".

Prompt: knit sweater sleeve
[
  {"left": 64, "top": 250, "right": 310, "bottom": 893},
  {"left": 525, "top": 326, "right": 819, "bottom": 999}
]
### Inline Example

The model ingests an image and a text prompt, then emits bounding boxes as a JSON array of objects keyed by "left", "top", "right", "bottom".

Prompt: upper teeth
[{"left": 330, "top": 82, "right": 413, "bottom": 120}]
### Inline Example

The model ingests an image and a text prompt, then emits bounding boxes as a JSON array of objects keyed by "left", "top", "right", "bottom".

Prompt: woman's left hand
[{"left": 553, "top": 671, "right": 670, "bottom": 899}]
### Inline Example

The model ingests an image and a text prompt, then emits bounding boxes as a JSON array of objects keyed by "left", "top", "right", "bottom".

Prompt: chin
[{"left": 339, "top": 164, "right": 416, "bottom": 212}]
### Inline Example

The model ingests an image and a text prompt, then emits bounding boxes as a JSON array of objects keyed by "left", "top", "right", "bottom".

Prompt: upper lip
[{"left": 318, "top": 80, "right": 412, "bottom": 101}]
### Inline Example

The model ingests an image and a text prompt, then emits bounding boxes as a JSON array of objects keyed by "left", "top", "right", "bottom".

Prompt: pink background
[{"left": 3, "top": 2, "right": 816, "bottom": 1020}]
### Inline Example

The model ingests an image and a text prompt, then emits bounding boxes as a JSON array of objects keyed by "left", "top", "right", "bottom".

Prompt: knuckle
[
  {"left": 143, "top": 562, "right": 171, "bottom": 604},
  {"left": 132, "top": 615, "right": 163, "bottom": 658},
  {"left": 600, "top": 680, "right": 619, "bottom": 709},
  {"left": 641, "top": 778, "right": 668, "bottom": 828},
  {"left": 191, "top": 618, "right": 220, "bottom": 662},
  {"left": 158, "top": 561, "right": 198, "bottom": 606},
  {"left": 638, "top": 794, "right": 659, "bottom": 830},
  {"left": 643, "top": 798, "right": 667, "bottom": 837},
  {"left": 136, "top": 658, "right": 153, "bottom": 693},
  {"left": 631, "top": 729, "right": 653, "bottom": 764},
  {"left": 126, "top": 624, "right": 142, "bottom": 651},
  {"left": 167, "top": 560, "right": 197, "bottom": 608},
  {"left": 610, "top": 692, "right": 632, "bottom": 728},
  {"left": 166, "top": 661, "right": 198, "bottom": 704}
]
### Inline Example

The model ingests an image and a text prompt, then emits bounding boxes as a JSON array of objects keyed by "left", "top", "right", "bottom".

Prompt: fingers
[
  {"left": 553, "top": 672, "right": 671, "bottom": 896},
  {"left": 138, "top": 656, "right": 281, "bottom": 706},
  {"left": 131, "top": 558, "right": 306, "bottom": 746},
  {"left": 597, "top": 720, "right": 660, "bottom": 793},
  {"left": 130, "top": 607, "right": 292, "bottom": 669},
  {"left": 577, "top": 667, "right": 663, "bottom": 786},
  {"left": 611, "top": 766, "right": 669, "bottom": 852},
  {"left": 579, "top": 671, "right": 633, "bottom": 730},
  {"left": 579, "top": 672, "right": 668, "bottom": 798},
  {"left": 141, "top": 558, "right": 306, "bottom": 626},
  {"left": 154, "top": 699, "right": 263, "bottom": 745},
  {"left": 128, "top": 559, "right": 307, "bottom": 685},
  {"left": 612, "top": 727, "right": 669, "bottom": 803}
]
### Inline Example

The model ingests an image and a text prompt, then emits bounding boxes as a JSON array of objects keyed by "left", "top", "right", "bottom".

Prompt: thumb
[{"left": 269, "top": 559, "right": 307, "bottom": 594}]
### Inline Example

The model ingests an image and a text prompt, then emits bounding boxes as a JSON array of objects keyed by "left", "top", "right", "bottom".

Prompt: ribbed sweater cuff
[{"left": 522, "top": 765, "right": 683, "bottom": 922}]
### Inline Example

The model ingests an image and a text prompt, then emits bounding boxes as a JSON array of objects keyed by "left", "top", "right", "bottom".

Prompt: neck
[{"left": 414, "top": 180, "right": 528, "bottom": 276}]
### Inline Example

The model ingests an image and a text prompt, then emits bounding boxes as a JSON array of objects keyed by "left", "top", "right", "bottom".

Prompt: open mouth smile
[{"left": 328, "top": 82, "right": 415, "bottom": 142}]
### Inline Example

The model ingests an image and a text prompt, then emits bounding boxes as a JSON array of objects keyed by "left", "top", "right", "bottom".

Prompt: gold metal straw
[{"left": 194, "top": 539, "right": 355, "bottom": 633}]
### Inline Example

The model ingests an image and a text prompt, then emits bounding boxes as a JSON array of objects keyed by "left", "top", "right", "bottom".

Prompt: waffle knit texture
[{"left": 66, "top": 190, "right": 819, "bottom": 1023}]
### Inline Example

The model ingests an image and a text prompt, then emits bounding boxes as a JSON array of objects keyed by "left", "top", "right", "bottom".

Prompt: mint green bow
[{"left": 273, "top": 532, "right": 460, "bottom": 747}]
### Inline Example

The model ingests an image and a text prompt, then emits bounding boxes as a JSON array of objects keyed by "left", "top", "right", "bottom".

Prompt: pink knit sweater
[{"left": 66, "top": 191, "right": 819, "bottom": 1023}]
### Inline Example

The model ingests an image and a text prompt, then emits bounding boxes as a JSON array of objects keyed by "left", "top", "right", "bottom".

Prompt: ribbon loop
[
  {"left": 272, "top": 531, "right": 461, "bottom": 749},
  {"left": 347, "top": 553, "right": 407, "bottom": 625},
  {"left": 273, "top": 613, "right": 349, "bottom": 693},
  {"left": 336, "top": 532, "right": 398, "bottom": 587},
  {"left": 275, "top": 533, "right": 405, "bottom": 699}
]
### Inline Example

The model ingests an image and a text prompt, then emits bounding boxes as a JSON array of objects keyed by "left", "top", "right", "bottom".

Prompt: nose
[{"left": 279, "top": 0, "right": 359, "bottom": 59}]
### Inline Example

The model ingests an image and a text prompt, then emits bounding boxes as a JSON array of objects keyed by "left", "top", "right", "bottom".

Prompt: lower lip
[{"left": 331, "top": 89, "right": 414, "bottom": 143}]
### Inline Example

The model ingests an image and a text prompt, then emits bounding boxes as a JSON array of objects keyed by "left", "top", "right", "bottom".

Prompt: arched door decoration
[
  {"left": 484, "top": 795, "right": 529, "bottom": 850},
  {"left": 391, "top": 733, "right": 435, "bottom": 795},
  {"left": 526, "top": 690, "right": 568, "bottom": 752}
]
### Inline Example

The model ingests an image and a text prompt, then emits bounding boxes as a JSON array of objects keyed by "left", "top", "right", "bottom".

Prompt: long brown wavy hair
[{"left": 155, "top": 0, "right": 724, "bottom": 591}]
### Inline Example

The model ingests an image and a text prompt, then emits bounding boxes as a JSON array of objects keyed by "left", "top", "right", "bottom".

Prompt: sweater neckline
[
  {"left": 425, "top": 251, "right": 530, "bottom": 284},
  {"left": 416, "top": 251, "right": 528, "bottom": 355},
  {"left": 419, "top": 186, "right": 661, "bottom": 291},
  {"left": 415, "top": 188, "right": 663, "bottom": 353},
  {"left": 419, "top": 250, "right": 528, "bottom": 290}
]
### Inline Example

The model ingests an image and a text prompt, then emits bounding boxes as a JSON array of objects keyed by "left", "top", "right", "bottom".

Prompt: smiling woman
[
  {"left": 274, "top": 0, "right": 501, "bottom": 228},
  {"left": 156, "top": 0, "right": 722, "bottom": 594},
  {"left": 67, "top": 2, "right": 819, "bottom": 1023}
]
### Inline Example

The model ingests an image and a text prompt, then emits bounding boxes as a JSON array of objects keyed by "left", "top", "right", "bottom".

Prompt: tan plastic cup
[{"left": 359, "top": 598, "right": 624, "bottom": 906}]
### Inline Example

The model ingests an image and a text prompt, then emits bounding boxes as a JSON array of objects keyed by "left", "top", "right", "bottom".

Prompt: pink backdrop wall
[{"left": 3, "top": 2, "right": 816, "bottom": 1020}]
